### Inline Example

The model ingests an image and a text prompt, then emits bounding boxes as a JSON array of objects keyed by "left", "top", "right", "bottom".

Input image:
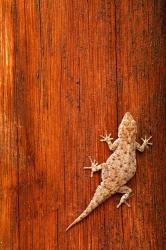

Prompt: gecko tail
[
  {"left": 66, "top": 215, "right": 83, "bottom": 232},
  {"left": 66, "top": 184, "right": 112, "bottom": 232},
  {"left": 66, "top": 202, "right": 97, "bottom": 232}
]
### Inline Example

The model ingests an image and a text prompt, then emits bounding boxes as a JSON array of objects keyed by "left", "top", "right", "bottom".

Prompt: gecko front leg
[
  {"left": 100, "top": 132, "right": 119, "bottom": 151},
  {"left": 136, "top": 136, "right": 152, "bottom": 152}
]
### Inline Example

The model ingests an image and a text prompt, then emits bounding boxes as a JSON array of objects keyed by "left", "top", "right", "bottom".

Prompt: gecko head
[{"left": 118, "top": 112, "right": 137, "bottom": 140}]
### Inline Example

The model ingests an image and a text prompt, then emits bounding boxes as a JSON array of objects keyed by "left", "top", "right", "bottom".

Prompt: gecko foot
[
  {"left": 84, "top": 156, "right": 99, "bottom": 177},
  {"left": 141, "top": 136, "right": 152, "bottom": 149},
  {"left": 100, "top": 131, "right": 113, "bottom": 143},
  {"left": 117, "top": 200, "right": 130, "bottom": 208},
  {"left": 116, "top": 186, "right": 132, "bottom": 208}
]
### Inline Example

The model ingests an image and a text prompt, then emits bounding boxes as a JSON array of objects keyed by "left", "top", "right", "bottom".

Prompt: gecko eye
[{"left": 123, "top": 121, "right": 129, "bottom": 126}]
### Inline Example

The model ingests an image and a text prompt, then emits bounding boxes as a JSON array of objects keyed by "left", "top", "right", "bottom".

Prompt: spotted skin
[{"left": 66, "top": 112, "right": 152, "bottom": 231}]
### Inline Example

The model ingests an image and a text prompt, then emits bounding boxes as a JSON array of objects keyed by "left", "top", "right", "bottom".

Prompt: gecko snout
[{"left": 124, "top": 112, "right": 134, "bottom": 121}]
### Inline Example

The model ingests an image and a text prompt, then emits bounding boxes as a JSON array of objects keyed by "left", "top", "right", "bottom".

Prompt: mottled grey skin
[{"left": 66, "top": 112, "right": 152, "bottom": 231}]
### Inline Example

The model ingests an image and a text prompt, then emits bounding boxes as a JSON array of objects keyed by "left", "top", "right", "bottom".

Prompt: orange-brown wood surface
[{"left": 0, "top": 1, "right": 165, "bottom": 249}]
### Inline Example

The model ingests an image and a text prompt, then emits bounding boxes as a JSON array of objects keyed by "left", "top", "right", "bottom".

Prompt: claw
[
  {"left": 88, "top": 156, "right": 93, "bottom": 164},
  {"left": 124, "top": 201, "right": 130, "bottom": 207},
  {"left": 100, "top": 135, "right": 106, "bottom": 141},
  {"left": 116, "top": 203, "right": 121, "bottom": 208}
]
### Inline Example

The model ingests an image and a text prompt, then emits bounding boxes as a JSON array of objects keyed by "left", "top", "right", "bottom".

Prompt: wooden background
[{"left": 0, "top": 0, "right": 166, "bottom": 249}]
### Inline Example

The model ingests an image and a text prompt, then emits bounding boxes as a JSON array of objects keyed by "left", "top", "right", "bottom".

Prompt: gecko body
[{"left": 66, "top": 112, "right": 152, "bottom": 231}]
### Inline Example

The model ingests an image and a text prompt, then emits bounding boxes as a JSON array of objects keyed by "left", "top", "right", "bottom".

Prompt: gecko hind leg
[{"left": 116, "top": 186, "right": 132, "bottom": 208}]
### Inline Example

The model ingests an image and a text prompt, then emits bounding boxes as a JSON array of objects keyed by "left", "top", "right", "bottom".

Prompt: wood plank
[
  {"left": 63, "top": 1, "right": 120, "bottom": 249},
  {"left": 12, "top": 1, "right": 61, "bottom": 249},
  {"left": 0, "top": 0, "right": 165, "bottom": 249},
  {"left": 115, "top": 1, "right": 166, "bottom": 249},
  {"left": 0, "top": 1, "right": 19, "bottom": 249}
]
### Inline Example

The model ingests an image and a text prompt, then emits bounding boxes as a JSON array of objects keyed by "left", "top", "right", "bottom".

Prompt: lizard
[{"left": 66, "top": 112, "right": 152, "bottom": 231}]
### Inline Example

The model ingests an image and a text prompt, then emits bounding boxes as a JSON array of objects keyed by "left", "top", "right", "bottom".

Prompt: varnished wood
[{"left": 0, "top": 0, "right": 165, "bottom": 249}]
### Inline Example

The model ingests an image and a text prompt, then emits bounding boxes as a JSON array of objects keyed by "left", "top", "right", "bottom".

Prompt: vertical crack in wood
[
  {"left": 114, "top": 0, "right": 125, "bottom": 246},
  {"left": 114, "top": 0, "right": 119, "bottom": 133},
  {"left": 12, "top": 1, "right": 21, "bottom": 249}
]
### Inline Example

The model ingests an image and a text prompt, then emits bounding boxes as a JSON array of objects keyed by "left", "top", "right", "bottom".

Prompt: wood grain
[{"left": 0, "top": 0, "right": 165, "bottom": 249}]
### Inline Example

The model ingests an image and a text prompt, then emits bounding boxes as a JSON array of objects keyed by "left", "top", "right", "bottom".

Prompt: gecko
[{"left": 66, "top": 112, "right": 152, "bottom": 231}]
